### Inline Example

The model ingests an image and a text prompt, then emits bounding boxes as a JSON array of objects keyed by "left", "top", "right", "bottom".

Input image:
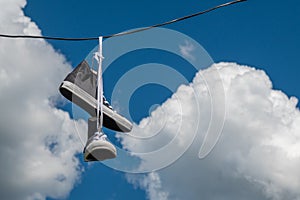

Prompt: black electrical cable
[{"left": 0, "top": 0, "right": 246, "bottom": 41}]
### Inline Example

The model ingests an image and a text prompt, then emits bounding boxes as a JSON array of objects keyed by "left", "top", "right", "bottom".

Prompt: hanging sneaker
[
  {"left": 59, "top": 60, "right": 132, "bottom": 132},
  {"left": 84, "top": 131, "right": 117, "bottom": 162}
]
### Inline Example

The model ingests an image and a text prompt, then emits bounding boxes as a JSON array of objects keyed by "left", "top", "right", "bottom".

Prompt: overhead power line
[{"left": 0, "top": 0, "right": 246, "bottom": 41}]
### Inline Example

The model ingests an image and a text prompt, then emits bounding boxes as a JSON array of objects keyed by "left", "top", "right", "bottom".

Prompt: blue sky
[
  {"left": 15, "top": 0, "right": 300, "bottom": 199},
  {"left": 24, "top": 0, "right": 300, "bottom": 98}
]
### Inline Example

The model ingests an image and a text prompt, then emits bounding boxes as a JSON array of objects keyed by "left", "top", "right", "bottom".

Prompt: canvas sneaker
[
  {"left": 59, "top": 60, "right": 132, "bottom": 132},
  {"left": 84, "top": 131, "right": 117, "bottom": 162}
]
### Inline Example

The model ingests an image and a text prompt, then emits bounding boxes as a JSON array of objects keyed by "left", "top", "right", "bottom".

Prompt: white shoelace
[
  {"left": 93, "top": 132, "right": 108, "bottom": 141},
  {"left": 103, "top": 99, "right": 113, "bottom": 110}
]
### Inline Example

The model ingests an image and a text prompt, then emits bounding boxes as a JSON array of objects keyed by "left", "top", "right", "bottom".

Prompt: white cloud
[
  {"left": 179, "top": 40, "right": 195, "bottom": 61},
  {"left": 120, "top": 62, "right": 300, "bottom": 200},
  {"left": 0, "top": 0, "right": 87, "bottom": 199},
  {"left": 126, "top": 172, "right": 169, "bottom": 200}
]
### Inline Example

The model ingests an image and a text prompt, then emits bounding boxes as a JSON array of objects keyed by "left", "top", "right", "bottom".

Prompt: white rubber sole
[
  {"left": 84, "top": 140, "right": 117, "bottom": 161},
  {"left": 60, "top": 80, "right": 132, "bottom": 132}
]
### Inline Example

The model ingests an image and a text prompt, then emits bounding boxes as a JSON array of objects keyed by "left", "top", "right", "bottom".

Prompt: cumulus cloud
[
  {"left": 126, "top": 172, "right": 169, "bottom": 200},
  {"left": 120, "top": 63, "right": 300, "bottom": 200},
  {"left": 0, "top": 0, "right": 86, "bottom": 199}
]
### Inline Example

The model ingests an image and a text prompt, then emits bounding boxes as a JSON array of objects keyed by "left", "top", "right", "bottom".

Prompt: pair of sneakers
[{"left": 59, "top": 61, "right": 132, "bottom": 161}]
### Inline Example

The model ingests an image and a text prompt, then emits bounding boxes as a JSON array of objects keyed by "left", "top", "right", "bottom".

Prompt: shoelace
[
  {"left": 103, "top": 97, "right": 113, "bottom": 110},
  {"left": 93, "top": 132, "right": 108, "bottom": 141},
  {"left": 83, "top": 131, "right": 108, "bottom": 153}
]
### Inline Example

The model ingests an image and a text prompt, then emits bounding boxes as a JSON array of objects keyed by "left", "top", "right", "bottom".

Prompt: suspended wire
[{"left": 0, "top": 0, "right": 246, "bottom": 41}]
